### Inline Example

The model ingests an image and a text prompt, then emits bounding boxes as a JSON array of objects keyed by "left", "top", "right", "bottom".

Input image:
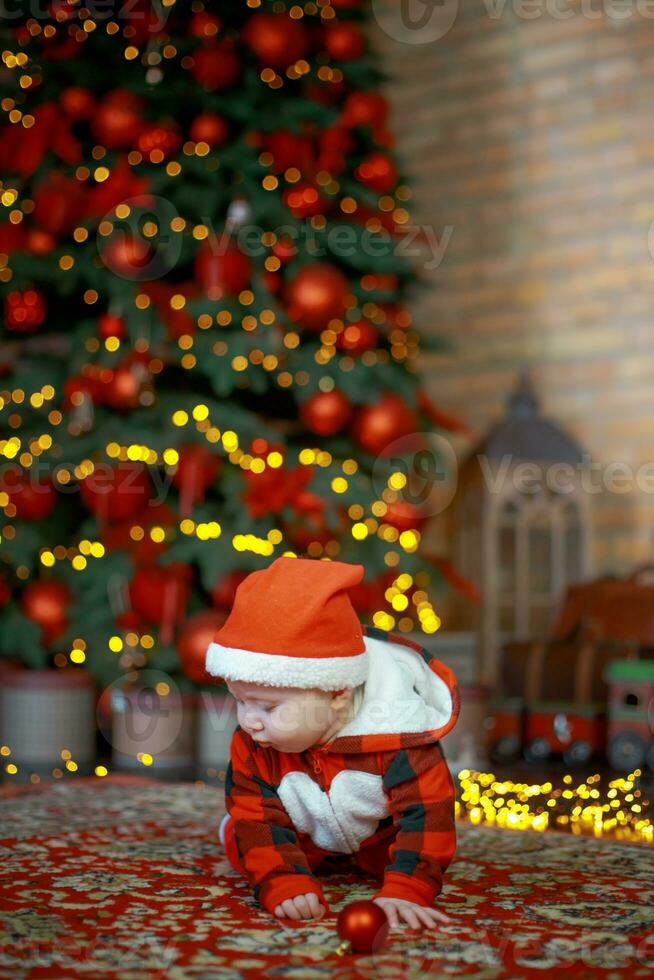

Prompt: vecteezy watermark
[
  {"left": 372, "top": 0, "right": 461, "bottom": 45},
  {"left": 0, "top": 0, "right": 172, "bottom": 29},
  {"left": 100, "top": 669, "right": 185, "bottom": 755},
  {"left": 372, "top": 434, "right": 654, "bottom": 521},
  {"left": 372, "top": 0, "right": 654, "bottom": 46},
  {"left": 478, "top": 451, "right": 654, "bottom": 496},
  {"left": 372, "top": 432, "right": 460, "bottom": 520},
  {"left": 96, "top": 193, "right": 454, "bottom": 280},
  {"left": 221, "top": 221, "right": 454, "bottom": 273},
  {"left": 97, "top": 195, "right": 182, "bottom": 282},
  {"left": 1, "top": 458, "right": 174, "bottom": 507}
]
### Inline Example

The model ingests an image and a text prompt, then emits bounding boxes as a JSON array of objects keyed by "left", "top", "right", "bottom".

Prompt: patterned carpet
[{"left": 0, "top": 776, "right": 653, "bottom": 979}]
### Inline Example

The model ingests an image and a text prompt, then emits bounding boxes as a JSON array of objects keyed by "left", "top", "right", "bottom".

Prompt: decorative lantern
[{"left": 450, "top": 370, "right": 592, "bottom": 690}]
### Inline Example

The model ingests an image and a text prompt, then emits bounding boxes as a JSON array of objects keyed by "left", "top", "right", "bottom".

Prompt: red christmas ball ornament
[
  {"left": 383, "top": 499, "right": 429, "bottom": 533},
  {"left": 79, "top": 462, "right": 151, "bottom": 523},
  {"left": 191, "top": 41, "right": 241, "bottom": 91},
  {"left": 26, "top": 229, "right": 56, "bottom": 255},
  {"left": 188, "top": 11, "right": 221, "bottom": 39},
  {"left": 170, "top": 443, "right": 222, "bottom": 518},
  {"left": 1, "top": 466, "right": 57, "bottom": 521},
  {"left": 335, "top": 320, "right": 379, "bottom": 355},
  {"left": 98, "top": 312, "right": 126, "bottom": 340},
  {"left": 21, "top": 579, "right": 72, "bottom": 646},
  {"left": 243, "top": 12, "right": 308, "bottom": 70},
  {"left": 324, "top": 21, "right": 365, "bottom": 61},
  {"left": 63, "top": 367, "right": 108, "bottom": 410},
  {"left": 101, "top": 233, "right": 154, "bottom": 279},
  {"left": 4, "top": 289, "right": 46, "bottom": 333},
  {"left": 286, "top": 262, "right": 349, "bottom": 331},
  {"left": 341, "top": 91, "right": 389, "bottom": 129},
  {"left": 351, "top": 392, "right": 417, "bottom": 457},
  {"left": 317, "top": 126, "right": 354, "bottom": 175},
  {"left": 355, "top": 151, "right": 398, "bottom": 194},
  {"left": 336, "top": 900, "right": 390, "bottom": 955},
  {"left": 190, "top": 113, "right": 229, "bottom": 147},
  {"left": 300, "top": 389, "right": 352, "bottom": 437},
  {"left": 0, "top": 573, "right": 10, "bottom": 608},
  {"left": 103, "top": 360, "right": 150, "bottom": 411},
  {"left": 283, "top": 182, "right": 325, "bottom": 219},
  {"left": 0, "top": 221, "right": 27, "bottom": 255},
  {"left": 129, "top": 563, "right": 191, "bottom": 645},
  {"left": 33, "top": 171, "right": 86, "bottom": 237},
  {"left": 91, "top": 90, "right": 143, "bottom": 149},
  {"left": 136, "top": 123, "right": 181, "bottom": 161},
  {"left": 211, "top": 570, "right": 249, "bottom": 610},
  {"left": 60, "top": 86, "right": 95, "bottom": 120},
  {"left": 195, "top": 237, "right": 251, "bottom": 300},
  {"left": 263, "top": 270, "right": 281, "bottom": 294},
  {"left": 265, "top": 130, "right": 315, "bottom": 175},
  {"left": 177, "top": 609, "right": 227, "bottom": 685},
  {"left": 272, "top": 237, "right": 297, "bottom": 263}
]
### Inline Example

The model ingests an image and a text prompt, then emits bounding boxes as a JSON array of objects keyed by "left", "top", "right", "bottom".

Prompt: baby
[{"left": 206, "top": 556, "right": 459, "bottom": 931}]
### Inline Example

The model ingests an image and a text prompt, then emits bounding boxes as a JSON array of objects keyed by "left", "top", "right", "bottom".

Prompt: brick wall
[{"left": 372, "top": 1, "right": 654, "bottom": 616}]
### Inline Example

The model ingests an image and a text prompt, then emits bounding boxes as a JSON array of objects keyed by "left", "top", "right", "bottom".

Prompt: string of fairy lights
[{"left": 1, "top": 738, "right": 651, "bottom": 844}]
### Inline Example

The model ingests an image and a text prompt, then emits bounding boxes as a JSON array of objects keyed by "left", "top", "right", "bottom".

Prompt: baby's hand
[
  {"left": 373, "top": 897, "right": 451, "bottom": 931},
  {"left": 274, "top": 892, "right": 326, "bottom": 921}
]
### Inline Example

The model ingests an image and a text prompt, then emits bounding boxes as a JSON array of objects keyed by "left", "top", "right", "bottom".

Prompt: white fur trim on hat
[{"left": 205, "top": 641, "right": 369, "bottom": 690}]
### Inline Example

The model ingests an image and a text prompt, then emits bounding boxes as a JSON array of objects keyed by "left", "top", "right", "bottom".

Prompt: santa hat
[{"left": 205, "top": 556, "right": 368, "bottom": 690}]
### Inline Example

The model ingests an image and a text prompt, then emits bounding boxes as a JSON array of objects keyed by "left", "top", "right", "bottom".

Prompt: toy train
[{"left": 486, "top": 567, "right": 654, "bottom": 769}]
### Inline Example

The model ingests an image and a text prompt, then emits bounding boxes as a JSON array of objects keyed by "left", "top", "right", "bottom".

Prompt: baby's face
[{"left": 226, "top": 679, "right": 351, "bottom": 753}]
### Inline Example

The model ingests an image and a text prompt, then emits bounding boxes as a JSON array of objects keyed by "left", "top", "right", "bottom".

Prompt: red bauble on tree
[
  {"left": 101, "top": 231, "right": 154, "bottom": 279},
  {"left": 300, "top": 389, "right": 352, "bottom": 437},
  {"left": 286, "top": 263, "right": 349, "bottom": 331},
  {"left": 383, "top": 499, "right": 429, "bottom": 533},
  {"left": 98, "top": 312, "right": 126, "bottom": 340},
  {"left": 211, "top": 570, "right": 249, "bottom": 609},
  {"left": 190, "top": 113, "right": 229, "bottom": 147},
  {"left": 355, "top": 151, "right": 398, "bottom": 194},
  {"left": 1, "top": 466, "right": 57, "bottom": 521},
  {"left": 21, "top": 579, "right": 72, "bottom": 646},
  {"left": 103, "top": 365, "right": 145, "bottom": 411},
  {"left": 170, "top": 443, "right": 222, "bottom": 518},
  {"left": 191, "top": 41, "right": 241, "bottom": 91},
  {"left": 324, "top": 21, "right": 365, "bottom": 61},
  {"left": 136, "top": 123, "right": 181, "bottom": 161},
  {"left": 0, "top": 573, "right": 10, "bottom": 609},
  {"left": 317, "top": 125, "right": 353, "bottom": 176},
  {"left": 341, "top": 91, "right": 389, "bottom": 129},
  {"left": 336, "top": 900, "right": 390, "bottom": 955},
  {"left": 195, "top": 237, "right": 251, "bottom": 300},
  {"left": 4, "top": 289, "right": 46, "bottom": 333},
  {"left": 91, "top": 90, "right": 143, "bottom": 149},
  {"left": 264, "top": 130, "right": 315, "bottom": 175},
  {"left": 335, "top": 319, "right": 379, "bottom": 355},
  {"left": 351, "top": 392, "right": 417, "bottom": 457},
  {"left": 272, "top": 237, "right": 297, "bottom": 263},
  {"left": 283, "top": 182, "right": 326, "bottom": 219},
  {"left": 63, "top": 369, "right": 107, "bottom": 411},
  {"left": 188, "top": 11, "right": 221, "bottom": 39},
  {"left": 80, "top": 462, "right": 152, "bottom": 523},
  {"left": 33, "top": 172, "right": 86, "bottom": 237},
  {"left": 177, "top": 609, "right": 227, "bottom": 685},
  {"left": 26, "top": 229, "right": 55, "bottom": 255},
  {"left": 60, "top": 86, "right": 96, "bottom": 120},
  {"left": 243, "top": 12, "right": 308, "bottom": 69},
  {"left": 129, "top": 563, "right": 192, "bottom": 645}
]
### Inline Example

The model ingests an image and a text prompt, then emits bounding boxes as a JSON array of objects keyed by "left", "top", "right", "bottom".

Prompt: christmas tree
[{"left": 0, "top": 0, "right": 475, "bottom": 691}]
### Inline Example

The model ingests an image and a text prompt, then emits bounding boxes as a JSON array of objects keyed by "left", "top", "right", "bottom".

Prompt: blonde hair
[{"left": 347, "top": 682, "right": 366, "bottom": 722}]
